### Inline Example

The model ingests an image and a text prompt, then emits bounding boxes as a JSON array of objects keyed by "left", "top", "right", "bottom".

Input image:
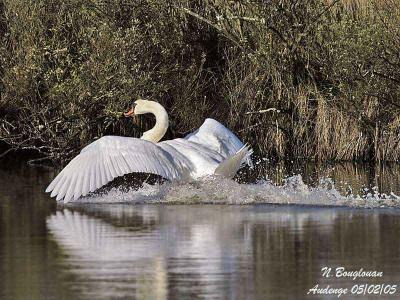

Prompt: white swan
[{"left": 46, "top": 99, "right": 253, "bottom": 202}]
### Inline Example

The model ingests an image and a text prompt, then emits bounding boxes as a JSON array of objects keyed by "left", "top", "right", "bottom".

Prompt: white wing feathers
[
  {"left": 214, "top": 145, "right": 253, "bottom": 178},
  {"left": 46, "top": 119, "right": 252, "bottom": 203},
  {"left": 185, "top": 118, "right": 253, "bottom": 167},
  {"left": 46, "top": 136, "right": 184, "bottom": 203}
]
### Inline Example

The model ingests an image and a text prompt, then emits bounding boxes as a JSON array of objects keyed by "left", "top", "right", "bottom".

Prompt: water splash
[{"left": 68, "top": 174, "right": 400, "bottom": 208}]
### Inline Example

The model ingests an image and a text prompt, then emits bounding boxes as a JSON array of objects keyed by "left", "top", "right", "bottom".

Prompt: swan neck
[{"left": 141, "top": 102, "right": 169, "bottom": 143}]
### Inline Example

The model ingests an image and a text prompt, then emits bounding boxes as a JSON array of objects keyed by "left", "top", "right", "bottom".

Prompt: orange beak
[{"left": 124, "top": 107, "right": 135, "bottom": 117}]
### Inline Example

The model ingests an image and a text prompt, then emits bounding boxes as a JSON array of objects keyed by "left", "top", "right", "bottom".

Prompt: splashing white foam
[{"left": 67, "top": 175, "right": 400, "bottom": 208}]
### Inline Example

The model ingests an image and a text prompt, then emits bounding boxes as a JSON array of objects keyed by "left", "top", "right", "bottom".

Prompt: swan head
[
  {"left": 124, "top": 99, "right": 169, "bottom": 143},
  {"left": 124, "top": 99, "right": 150, "bottom": 117}
]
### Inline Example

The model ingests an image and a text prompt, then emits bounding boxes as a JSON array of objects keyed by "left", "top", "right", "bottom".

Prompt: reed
[{"left": 0, "top": 0, "right": 399, "bottom": 164}]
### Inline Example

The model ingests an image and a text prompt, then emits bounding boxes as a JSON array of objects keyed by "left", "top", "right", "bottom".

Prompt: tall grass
[{"left": 0, "top": 0, "right": 399, "bottom": 164}]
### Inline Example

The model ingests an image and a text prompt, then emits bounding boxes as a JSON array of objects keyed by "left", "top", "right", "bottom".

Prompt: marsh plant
[{"left": 0, "top": 0, "right": 399, "bottom": 164}]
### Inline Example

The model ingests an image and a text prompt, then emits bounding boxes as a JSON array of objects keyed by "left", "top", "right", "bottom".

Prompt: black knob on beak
[{"left": 124, "top": 103, "right": 136, "bottom": 117}]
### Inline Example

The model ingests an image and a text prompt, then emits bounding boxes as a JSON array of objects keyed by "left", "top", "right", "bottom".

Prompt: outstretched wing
[
  {"left": 184, "top": 118, "right": 252, "bottom": 166},
  {"left": 46, "top": 136, "right": 183, "bottom": 203}
]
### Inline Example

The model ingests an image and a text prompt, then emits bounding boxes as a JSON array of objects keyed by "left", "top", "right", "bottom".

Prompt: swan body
[{"left": 46, "top": 100, "right": 252, "bottom": 202}]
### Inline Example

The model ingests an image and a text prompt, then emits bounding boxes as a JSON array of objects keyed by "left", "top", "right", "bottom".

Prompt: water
[{"left": 2, "top": 160, "right": 400, "bottom": 299}]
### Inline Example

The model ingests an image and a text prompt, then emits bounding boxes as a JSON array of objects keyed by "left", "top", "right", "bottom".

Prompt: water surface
[{"left": 1, "top": 161, "right": 400, "bottom": 299}]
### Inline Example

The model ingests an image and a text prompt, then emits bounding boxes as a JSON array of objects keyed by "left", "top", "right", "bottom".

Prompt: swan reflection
[
  {"left": 47, "top": 205, "right": 379, "bottom": 299},
  {"left": 48, "top": 209, "right": 168, "bottom": 299}
]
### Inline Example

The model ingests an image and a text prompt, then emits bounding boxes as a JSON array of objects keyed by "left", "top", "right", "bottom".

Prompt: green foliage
[{"left": 0, "top": 0, "right": 399, "bottom": 163}]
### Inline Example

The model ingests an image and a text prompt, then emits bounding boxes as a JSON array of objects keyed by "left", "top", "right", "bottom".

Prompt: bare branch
[{"left": 246, "top": 108, "right": 281, "bottom": 115}]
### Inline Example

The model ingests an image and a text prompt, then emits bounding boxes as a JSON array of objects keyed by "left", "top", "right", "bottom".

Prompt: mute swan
[{"left": 46, "top": 99, "right": 253, "bottom": 202}]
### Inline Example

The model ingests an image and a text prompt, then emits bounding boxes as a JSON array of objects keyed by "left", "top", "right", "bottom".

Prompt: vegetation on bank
[{"left": 0, "top": 0, "right": 399, "bottom": 165}]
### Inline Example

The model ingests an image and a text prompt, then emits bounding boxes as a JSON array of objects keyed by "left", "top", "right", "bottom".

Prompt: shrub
[{"left": 0, "top": 0, "right": 399, "bottom": 164}]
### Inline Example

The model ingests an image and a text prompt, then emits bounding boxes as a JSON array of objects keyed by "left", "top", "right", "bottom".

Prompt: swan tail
[{"left": 214, "top": 145, "right": 253, "bottom": 178}]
